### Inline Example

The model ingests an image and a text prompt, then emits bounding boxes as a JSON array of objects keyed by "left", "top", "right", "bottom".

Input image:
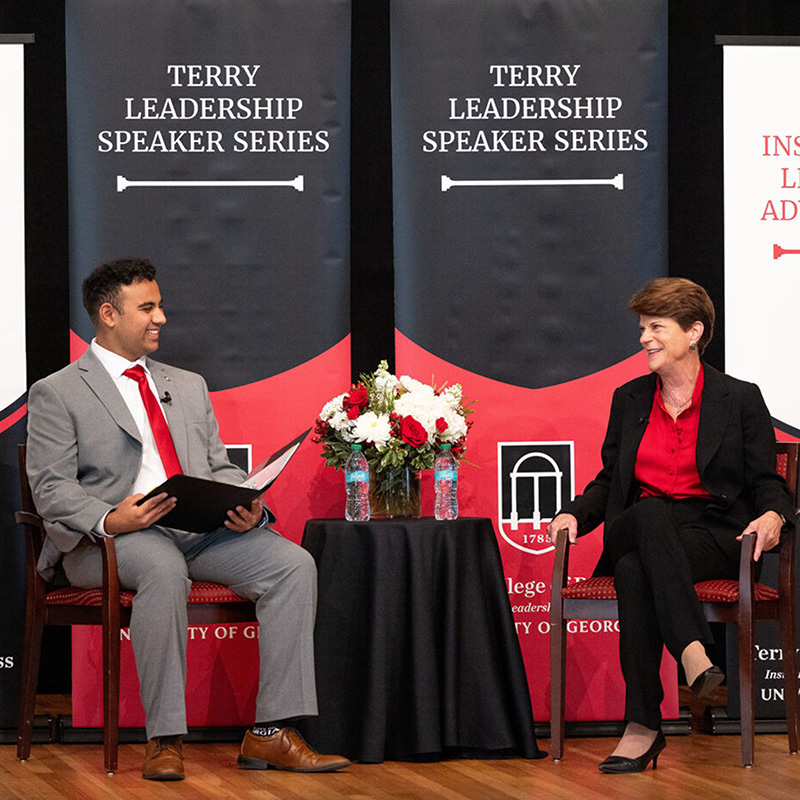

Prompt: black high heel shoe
[
  {"left": 690, "top": 665, "right": 724, "bottom": 702},
  {"left": 597, "top": 730, "right": 666, "bottom": 774}
]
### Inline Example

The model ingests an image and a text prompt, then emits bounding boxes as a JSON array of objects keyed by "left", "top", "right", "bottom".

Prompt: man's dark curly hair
[{"left": 82, "top": 258, "right": 157, "bottom": 324}]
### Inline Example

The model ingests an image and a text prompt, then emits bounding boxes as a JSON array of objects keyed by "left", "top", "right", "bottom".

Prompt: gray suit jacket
[{"left": 27, "top": 348, "right": 257, "bottom": 580}]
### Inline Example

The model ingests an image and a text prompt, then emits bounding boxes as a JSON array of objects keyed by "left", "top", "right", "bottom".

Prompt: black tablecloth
[{"left": 299, "top": 517, "right": 545, "bottom": 762}]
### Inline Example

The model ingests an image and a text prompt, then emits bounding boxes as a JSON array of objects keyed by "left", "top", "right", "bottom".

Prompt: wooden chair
[
  {"left": 550, "top": 441, "right": 800, "bottom": 767},
  {"left": 15, "top": 444, "right": 257, "bottom": 774}
]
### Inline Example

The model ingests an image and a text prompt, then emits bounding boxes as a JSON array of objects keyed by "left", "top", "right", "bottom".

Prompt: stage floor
[
  {"left": 2, "top": 691, "right": 799, "bottom": 798},
  {"left": 2, "top": 733, "right": 800, "bottom": 799}
]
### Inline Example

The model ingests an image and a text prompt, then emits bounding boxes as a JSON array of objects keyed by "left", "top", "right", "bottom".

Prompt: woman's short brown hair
[{"left": 628, "top": 277, "right": 715, "bottom": 354}]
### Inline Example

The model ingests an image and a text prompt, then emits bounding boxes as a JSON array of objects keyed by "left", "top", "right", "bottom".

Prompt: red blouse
[{"left": 635, "top": 365, "right": 712, "bottom": 500}]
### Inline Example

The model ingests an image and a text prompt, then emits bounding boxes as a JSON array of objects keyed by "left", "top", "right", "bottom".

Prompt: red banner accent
[{"left": 0, "top": 403, "right": 26, "bottom": 435}]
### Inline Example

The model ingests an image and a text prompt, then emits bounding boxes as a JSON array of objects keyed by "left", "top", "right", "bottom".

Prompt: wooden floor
[
  {"left": 3, "top": 731, "right": 800, "bottom": 799},
  {"left": 2, "top": 694, "right": 800, "bottom": 799}
]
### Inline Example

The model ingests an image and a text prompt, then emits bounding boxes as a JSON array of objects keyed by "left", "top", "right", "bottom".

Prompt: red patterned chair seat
[
  {"left": 44, "top": 581, "right": 249, "bottom": 608},
  {"left": 561, "top": 575, "right": 779, "bottom": 603},
  {"left": 694, "top": 579, "right": 779, "bottom": 603},
  {"left": 561, "top": 576, "right": 616, "bottom": 600}
]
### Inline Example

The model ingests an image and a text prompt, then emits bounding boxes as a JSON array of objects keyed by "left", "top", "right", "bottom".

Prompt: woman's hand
[
  {"left": 547, "top": 513, "right": 579, "bottom": 545},
  {"left": 736, "top": 510, "right": 783, "bottom": 561}
]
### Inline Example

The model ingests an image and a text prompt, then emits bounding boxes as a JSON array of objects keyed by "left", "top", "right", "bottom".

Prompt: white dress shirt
[{"left": 91, "top": 339, "right": 172, "bottom": 533}]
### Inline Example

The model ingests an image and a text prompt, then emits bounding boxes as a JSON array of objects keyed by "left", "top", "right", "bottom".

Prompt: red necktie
[{"left": 123, "top": 365, "right": 183, "bottom": 477}]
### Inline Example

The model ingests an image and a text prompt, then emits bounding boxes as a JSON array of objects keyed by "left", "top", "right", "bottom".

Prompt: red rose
[
  {"left": 399, "top": 415, "right": 428, "bottom": 447},
  {"left": 343, "top": 386, "right": 369, "bottom": 412},
  {"left": 435, "top": 417, "right": 448, "bottom": 433},
  {"left": 346, "top": 406, "right": 360, "bottom": 420}
]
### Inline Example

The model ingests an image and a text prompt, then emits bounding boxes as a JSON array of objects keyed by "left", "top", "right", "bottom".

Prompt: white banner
[
  {"left": 0, "top": 43, "right": 26, "bottom": 412},
  {"left": 724, "top": 44, "right": 800, "bottom": 435}
]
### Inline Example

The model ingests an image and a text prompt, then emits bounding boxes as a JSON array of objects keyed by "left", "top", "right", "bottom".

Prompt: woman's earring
[{"left": 690, "top": 342, "right": 697, "bottom": 351}]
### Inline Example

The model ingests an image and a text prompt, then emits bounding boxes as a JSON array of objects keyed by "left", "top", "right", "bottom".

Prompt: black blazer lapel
[
  {"left": 616, "top": 374, "right": 657, "bottom": 504},
  {"left": 696, "top": 364, "right": 732, "bottom": 477}
]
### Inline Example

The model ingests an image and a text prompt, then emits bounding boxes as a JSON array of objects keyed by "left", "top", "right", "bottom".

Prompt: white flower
[
  {"left": 440, "top": 384, "right": 463, "bottom": 408},
  {"left": 438, "top": 407, "right": 468, "bottom": 441},
  {"left": 327, "top": 409, "right": 356, "bottom": 442},
  {"left": 396, "top": 390, "right": 464, "bottom": 439},
  {"left": 374, "top": 371, "right": 400, "bottom": 404},
  {"left": 352, "top": 411, "right": 393, "bottom": 447},
  {"left": 395, "top": 392, "right": 435, "bottom": 433},
  {"left": 319, "top": 393, "right": 347, "bottom": 421},
  {"left": 399, "top": 375, "right": 435, "bottom": 398}
]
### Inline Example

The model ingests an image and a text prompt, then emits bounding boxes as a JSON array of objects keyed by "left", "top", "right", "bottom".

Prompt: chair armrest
[
  {"left": 15, "top": 506, "right": 123, "bottom": 603},
  {"left": 550, "top": 528, "right": 571, "bottom": 607},
  {"left": 15, "top": 509, "right": 49, "bottom": 606},
  {"left": 99, "top": 536, "right": 122, "bottom": 604},
  {"left": 15, "top": 511, "right": 42, "bottom": 527},
  {"left": 778, "top": 524, "right": 796, "bottom": 609},
  {"left": 738, "top": 532, "right": 756, "bottom": 618}
]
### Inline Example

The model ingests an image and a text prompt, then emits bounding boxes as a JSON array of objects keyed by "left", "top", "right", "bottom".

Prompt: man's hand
[
  {"left": 547, "top": 513, "right": 579, "bottom": 545},
  {"left": 224, "top": 496, "right": 265, "bottom": 533},
  {"left": 105, "top": 492, "right": 177, "bottom": 536},
  {"left": 736, "top": 510, "right": 783, "bottom": 561}
]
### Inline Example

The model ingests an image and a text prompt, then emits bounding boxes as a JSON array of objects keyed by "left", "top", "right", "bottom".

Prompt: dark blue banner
[
  {"left": 392, "top": 0, "right": 667, "bottom": 390},
  {"left": 67, "top": 0, "right": 350, "bottom": 389}
]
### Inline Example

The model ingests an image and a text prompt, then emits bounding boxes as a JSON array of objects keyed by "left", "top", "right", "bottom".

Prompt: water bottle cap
[
  {"left": 351, "top": 444, "right": 362, "bottom": 450},
  {"left": 440, "top": 443, "right": 452, "bottom": 450}
]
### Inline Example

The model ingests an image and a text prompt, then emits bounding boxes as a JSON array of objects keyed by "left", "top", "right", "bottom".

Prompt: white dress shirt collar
[{"left": 91, "top": 338, "right": 148, "bottom": 378}]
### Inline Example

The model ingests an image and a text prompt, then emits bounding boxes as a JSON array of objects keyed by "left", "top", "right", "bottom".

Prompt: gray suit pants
[{"left": 63, "top": 526, "right": 319, "bottom": 739}]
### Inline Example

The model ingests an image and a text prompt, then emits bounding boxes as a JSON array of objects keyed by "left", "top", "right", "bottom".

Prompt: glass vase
[{"left": 369, "top": 467, "right": 421, "bottom": 518}]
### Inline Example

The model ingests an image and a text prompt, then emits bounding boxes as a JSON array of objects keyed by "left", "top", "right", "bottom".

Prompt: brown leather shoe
[
  {"left": 237, "top": 728, "right": 351, "bottom": 772},
  {"left": 142, "top": 735, "right": 185, "bottom": 781}
]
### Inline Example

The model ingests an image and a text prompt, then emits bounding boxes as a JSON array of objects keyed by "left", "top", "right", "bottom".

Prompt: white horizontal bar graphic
[
  {"left": 117, "top": 175, "right": 304, "bottom": 192},
  {"left": 441, "top": 173, "right": 624, "bottom": 192}
]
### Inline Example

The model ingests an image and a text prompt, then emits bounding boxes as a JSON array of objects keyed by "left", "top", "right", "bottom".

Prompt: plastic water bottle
[
  {"left": 344, "top": 444, "right": 371, "bottom": 521},
  {"left": 434, "top": 443, "right": 458, "bottom": 520}
]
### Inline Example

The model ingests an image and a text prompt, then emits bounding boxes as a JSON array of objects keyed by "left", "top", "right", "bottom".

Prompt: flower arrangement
[{"left": 314, "top": 360, "right": 472, "bottom": 476}]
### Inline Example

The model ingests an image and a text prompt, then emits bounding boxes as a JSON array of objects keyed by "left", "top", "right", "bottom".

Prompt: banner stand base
[
  {"left": 1, "top": 717, "right": 249, "bottom": 746},
  {"left": 59, "top": 716, "right": 246, "bottom": 745},
  {"left": 535, "top": 711, "right": 691, "bottom": 740},
  {"left": 0, "top": 714, "right": 54, "bottom": 745},
  {"left": 5, "top": 716, "right": 693, "bottom": 746},
  {"left": 9, "top": 712, "right": 786, "bottom": 744},
  {"left": 703, "top": 707, "right": 791, "bottom": 735}
]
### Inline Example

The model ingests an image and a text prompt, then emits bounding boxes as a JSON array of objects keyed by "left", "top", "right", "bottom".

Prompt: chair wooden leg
[
  {"left": 16, "top": 607, "right": 44, "bottom": 761},
  {"left": 738, "top": 615, "right": 755, "bottom": 767},
  {"left": 550, "top": 609, "right": 567, "bottom": 760},
  {"left": 102, "top": 610, "right": 121, "bottom": 774},
  {"left": 779, "top": 614, "right": 799, "bottom": 754}
]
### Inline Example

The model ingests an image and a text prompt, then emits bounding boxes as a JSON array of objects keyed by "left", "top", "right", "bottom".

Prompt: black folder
[{"left": 136, "top": 429, "right": 309, "bottom": 533}]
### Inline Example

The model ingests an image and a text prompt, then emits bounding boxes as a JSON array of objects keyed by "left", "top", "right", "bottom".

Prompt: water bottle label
[
  {"left": 346, "top": 470, "right": 369, "bottom": 483},
  {"left": 435, "top": 469, "right": 458, "bottom": 482}
]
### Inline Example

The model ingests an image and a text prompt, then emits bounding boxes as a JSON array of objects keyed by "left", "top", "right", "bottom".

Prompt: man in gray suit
[{"left": 26, "top": 258, "right": 349, "bottom": 780}]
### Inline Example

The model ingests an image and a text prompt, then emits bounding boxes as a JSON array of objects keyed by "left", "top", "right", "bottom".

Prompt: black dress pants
[{"left": 608, "top": 497, "right": 739, "bottom": 730}]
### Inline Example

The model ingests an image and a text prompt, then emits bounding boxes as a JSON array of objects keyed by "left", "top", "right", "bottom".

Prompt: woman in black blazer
[{"left": 548, "top": 278, "right": 795, "bottom": 773}]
